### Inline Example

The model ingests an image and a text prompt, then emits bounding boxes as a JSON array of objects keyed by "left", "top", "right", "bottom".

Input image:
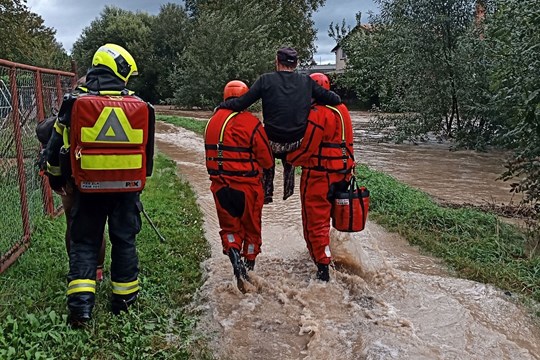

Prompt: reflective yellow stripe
[
  {"left": 81, "top": 107, "right": 143, "bottom": 144},
  {"left": 326, "top": 105, "right": 345, "bottom": 141},
  {"left": 69, "top": 279, "right": 97, "bottom": 286},
  {"left": 111, "top": 280, "right": 139, "bottom": 295},
  {"left": 67, "top": 279, "right": 96, "bottom": 295},
  {"left": 81, "top": 154, "right": 142, "bottom": 170},
  {"left": 219, "top": 112, "right": 239, "bottom": 143},
  {"left": 53, "top": 120, "right": 64, "bottom": 135},
  {"left": 46, "top": 162, "right": 61, "bottom": 176}
]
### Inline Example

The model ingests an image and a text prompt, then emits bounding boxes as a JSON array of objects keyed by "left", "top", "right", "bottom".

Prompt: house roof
[{"left": 331, "top": 24, "right": 373, "bottom": 53}]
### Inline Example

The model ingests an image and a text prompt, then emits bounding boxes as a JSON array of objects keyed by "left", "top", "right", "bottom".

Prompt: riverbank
[
  {"left": 157, "top": 114, "right": 540, "bottom": 310},
  {"left": 0, "top": 154, "right": 211, "bottom": 359}
]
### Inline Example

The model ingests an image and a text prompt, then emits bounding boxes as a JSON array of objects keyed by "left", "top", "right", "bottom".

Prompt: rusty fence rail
[{"left": 0, "top": 59, "right": 75, "bottom": 274}]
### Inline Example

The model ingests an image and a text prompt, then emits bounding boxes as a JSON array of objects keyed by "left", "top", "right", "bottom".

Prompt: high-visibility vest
[
  {"left": 204, "top": 110, "right": 260, "bottom": 177},
  {"left": 69, "top": 93, "right": 149, "bottom": 192}
]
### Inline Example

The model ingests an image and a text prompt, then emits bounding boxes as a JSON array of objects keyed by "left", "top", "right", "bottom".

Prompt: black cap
[{"left": 277, "top": 47, "right": 298, "bottom": 65}]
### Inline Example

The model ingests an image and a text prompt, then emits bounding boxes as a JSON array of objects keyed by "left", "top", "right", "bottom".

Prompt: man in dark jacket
[{"left": 219, "top": 47, "right": 341, "bottom": 203}]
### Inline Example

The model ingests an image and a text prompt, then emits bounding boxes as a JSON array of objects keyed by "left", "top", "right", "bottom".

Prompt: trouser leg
[
  {"left": 300, "top": 170, "right": 332, "bottom": 265},
  {"left": 241, "top": 183, "right": 264, "bottom": 261},
  {"left": 108, "top": 192, "right": 141, "bottom": 312},
  {"left": 67, "top": 191, "right": 107, "bottom": 315},
  {"left": 211, "top": 181, "right": 244, "bottom": 254}
]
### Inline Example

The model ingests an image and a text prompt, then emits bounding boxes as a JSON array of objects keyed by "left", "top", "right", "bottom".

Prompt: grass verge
[
  {"left": 0, "top": 153, "right": 211, "bottom": 359},
  {"left": 156, "top": 115, "right": 207, "bottom": 135},
  {"left": 356, "top": 164, "right": 540, "bottom": 305},
  {"left": 158, "top": 114, "right": 540, "bottom": 308}
]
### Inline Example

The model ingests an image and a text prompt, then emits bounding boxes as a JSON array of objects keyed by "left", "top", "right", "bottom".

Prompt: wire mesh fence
[{"left": 0, "top": 59, "right": 75, "bottom": 273}]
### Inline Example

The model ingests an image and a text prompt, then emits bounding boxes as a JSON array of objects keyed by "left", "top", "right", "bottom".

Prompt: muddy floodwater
[{"left": 155, "top": 120, "right": 540, "bottom": 360}]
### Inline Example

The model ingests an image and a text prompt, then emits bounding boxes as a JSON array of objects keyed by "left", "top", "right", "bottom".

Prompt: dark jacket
[{"left": 219, "top": 71, "right": 341, "bottom": 143}]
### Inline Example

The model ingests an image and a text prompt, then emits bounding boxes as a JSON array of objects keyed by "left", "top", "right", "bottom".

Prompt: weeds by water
[{"left": 0, "top": 154, "right": 211, "bottom": 359}]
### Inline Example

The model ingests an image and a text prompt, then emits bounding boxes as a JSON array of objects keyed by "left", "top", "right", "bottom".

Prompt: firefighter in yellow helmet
[{"left": 45, "top": 43, "right": 155, "bottom": 327}]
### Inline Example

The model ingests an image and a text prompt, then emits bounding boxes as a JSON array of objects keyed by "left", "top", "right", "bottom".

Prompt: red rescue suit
[
  {"left": 287, "top": 104, "right": 355, "bottom": 265},
  {"left": 205, "top": 109, "right": 274, "bottom": 260}
]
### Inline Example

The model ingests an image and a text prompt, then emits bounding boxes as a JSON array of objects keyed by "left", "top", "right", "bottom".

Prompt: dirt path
[{"left": 155, "top": 121, "right": 540, "bottom": 360}]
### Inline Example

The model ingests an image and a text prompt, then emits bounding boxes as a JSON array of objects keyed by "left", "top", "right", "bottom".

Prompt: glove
[
  {"left": 36, "top": 149, "right": 48, "bottom": 172},
  {"left": 47, "top": 174, "right": 66, "bottom": 192}
]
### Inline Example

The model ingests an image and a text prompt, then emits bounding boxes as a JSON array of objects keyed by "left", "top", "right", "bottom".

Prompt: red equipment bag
[
  {"left": 70, "top": 94, "right": 149, "bottom": 193},
  {"left": 331, "top": 176, "right": 370, "bottom": 232}
]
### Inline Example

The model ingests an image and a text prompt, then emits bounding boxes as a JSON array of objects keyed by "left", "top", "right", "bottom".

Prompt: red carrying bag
[{"left": 331, "top": 176, "right": 370, "bottom": 232}]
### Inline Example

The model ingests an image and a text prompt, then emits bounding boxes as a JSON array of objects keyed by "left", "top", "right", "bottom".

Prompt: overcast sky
[{"left": 27, "top": 0, "right": 378, "bottom": 65}]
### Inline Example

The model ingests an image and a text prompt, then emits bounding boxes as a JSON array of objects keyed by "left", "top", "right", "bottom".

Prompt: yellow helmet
[{"left": 91, "top": 43, "right": 138, "bottom": 82}]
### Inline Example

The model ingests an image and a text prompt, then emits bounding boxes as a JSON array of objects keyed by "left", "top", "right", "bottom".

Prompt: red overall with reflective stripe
[
  {"left": 205, "top": 109, "right": 274, "bottom": 259},
  {"left": 70, "top": 95, "right": 149, "bottom": 192},
  {"left": 287, "top": 104, "right": 355, "bottom": 264}
]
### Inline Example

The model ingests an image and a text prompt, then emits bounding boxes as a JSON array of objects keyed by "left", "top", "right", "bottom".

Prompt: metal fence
[{"left": 0, "top": 59, "right": 75, "bottom": 274}]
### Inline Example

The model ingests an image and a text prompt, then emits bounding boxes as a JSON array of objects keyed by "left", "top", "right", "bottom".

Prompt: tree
[
  {"left": 151, "top": 3, "right": 192, "bottom": 102},
  {"left": 0, "top": 0, "right": 69, "bottom": 69},
  {"left": 489, "top": 0, "right": 540, "bottom": 206},
  {"left": 171, "top": 0, "right": 325, "bottom": 108},
  {"left": 71, "top": 6, "right": 157, "bottom": 101},
  {"left": 339, "top": 0, "right": 497, "bottom": 144}
]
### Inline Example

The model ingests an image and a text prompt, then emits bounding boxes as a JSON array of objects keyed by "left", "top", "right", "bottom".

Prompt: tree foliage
[
  {"left": 71, "top": 6, "right": 157, "bottom": 101},
  {"left": 0, "top": 0, "right": 69, "bottom": 69},
  {"left": 489, "top": 0, "right": 540, "bottom": 206},
  {"left": 338, "top": 0, "right": 538, "bottom": 207},
  {"left": 171, "top": 0, "right": 325, "bottom": 108}
]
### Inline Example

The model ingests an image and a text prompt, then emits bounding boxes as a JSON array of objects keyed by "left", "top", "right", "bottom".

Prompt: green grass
[
  {"left": 157, "top": 115, "right": 540, "bottom": 306},
  {"left": 156, "top": 115, "right": 207, "bottom": 135},
  {"left": 0, "top": 153, "right": 211, "bottom": 359},
  {"left": 356, "top": 164, "right": 540, "bottom": 303}
]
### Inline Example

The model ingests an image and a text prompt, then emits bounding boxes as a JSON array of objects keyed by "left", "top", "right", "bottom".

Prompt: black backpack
[{"left": 36, "top": 115, "right": 56, "bottom": 147}]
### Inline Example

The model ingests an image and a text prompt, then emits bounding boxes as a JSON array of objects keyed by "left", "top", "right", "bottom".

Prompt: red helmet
[
  {"left": 310, "top": 72, "right": 330, "bottom": 90},
  {"left": 223, "top": 80, "right": 248, "bottom": 100}
]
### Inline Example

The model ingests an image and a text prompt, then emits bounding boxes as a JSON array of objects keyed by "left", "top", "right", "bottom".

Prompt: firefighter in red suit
[
  {"left": 287, "top": 73, "right": 355, "bottom": 282},
  {"left": 205, "top": 80, "right": 274, "bottom": 288}
]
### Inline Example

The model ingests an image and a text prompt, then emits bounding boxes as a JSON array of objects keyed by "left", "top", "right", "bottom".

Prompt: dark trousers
[{"left": 67, "top": 190, "right": 141, "bottom": 312}]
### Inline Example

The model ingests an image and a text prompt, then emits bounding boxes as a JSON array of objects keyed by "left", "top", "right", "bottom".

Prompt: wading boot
[
  {"left": 244, "top": 258, "right": 255, "bottom": 271},
  {"left": 229, "top": 248, "right": 249, "bottom": 292},
  {"left": 316, "top": 263, "right": 330, "bottom": 282}
]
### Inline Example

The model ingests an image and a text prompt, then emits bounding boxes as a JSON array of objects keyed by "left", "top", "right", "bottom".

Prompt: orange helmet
[
  {"left": 310, "top": 73, "right": 330, "bottom": 90},
  {"left": 223, "top": 80, "right": 249, "bottom": 100}
]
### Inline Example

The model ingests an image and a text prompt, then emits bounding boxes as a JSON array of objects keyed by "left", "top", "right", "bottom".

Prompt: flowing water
[{"left": 155, "top": 120, "right": 539, "bottom": 359}]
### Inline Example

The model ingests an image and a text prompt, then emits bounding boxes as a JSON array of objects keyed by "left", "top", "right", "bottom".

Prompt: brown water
[
  {"left": 155, "top": 121, "right": 540, "bottom": 360},
  {"left": 351, "top": 112, "right": 519, "bottom": 206}
]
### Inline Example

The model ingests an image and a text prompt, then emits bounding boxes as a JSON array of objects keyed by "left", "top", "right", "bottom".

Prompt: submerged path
[{"left": 155, "top": 121, "right": 540, "bottom": 360}]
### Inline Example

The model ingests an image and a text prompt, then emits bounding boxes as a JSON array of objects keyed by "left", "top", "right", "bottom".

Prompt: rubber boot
[
  {"left": 316, "top": 263, "right": 330, "bottom": 282},
  {"left": 244, "top": 258, "right": 255, "bottom": 271},
  {"left": 229, "top": 248, "right": 249, "bottom": 292}
]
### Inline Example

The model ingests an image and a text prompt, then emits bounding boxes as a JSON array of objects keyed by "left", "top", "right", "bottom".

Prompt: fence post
[
  {"left": 9, "top": 67, "right": 31, "bottom": 239},
  {"left": 34, "top": 70, "right": 55, "bottom": 215}
]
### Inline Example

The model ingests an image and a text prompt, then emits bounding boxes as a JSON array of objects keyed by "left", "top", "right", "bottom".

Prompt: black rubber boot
[
  {"left": 111, "top": 292, "right": 138, "bottom": 315},
  {"left": 229, "top": 248, "right": 249, "bottom": 292},
  {"left": 244, "top": 259, "right": 255, "bottom": 271},
  {"left": 316, "top": 263, "right": 330, "bottom": 282}
]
